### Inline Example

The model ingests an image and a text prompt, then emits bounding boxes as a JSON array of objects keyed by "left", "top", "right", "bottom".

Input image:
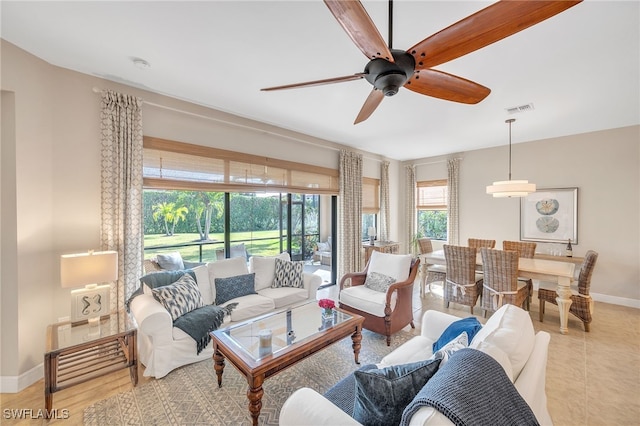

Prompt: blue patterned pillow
[
  {"left": 272, "top": 258, "right": 304, "bottom": 288},
  {"left": 151, "top": 274, "right": 204, "bottom": 321},
  {"left": 215, "top": 273, "right": 257, "bottom": 305},
  {"left": 364, "top": 272, "right": 396, "bottom": 292},
  {"left": 353, "top": 358, "right": 442, "bottom": 426}
]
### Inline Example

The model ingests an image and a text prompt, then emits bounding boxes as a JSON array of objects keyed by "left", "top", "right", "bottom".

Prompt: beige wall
[{"left": 408, "top": 125, "right": 640, "bottom": 304}]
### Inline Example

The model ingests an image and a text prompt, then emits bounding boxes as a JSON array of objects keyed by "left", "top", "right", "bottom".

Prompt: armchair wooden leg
[
  {"left": 539, "top": 300, "right": 545, "bottom": 322},
  {"left": 410, "top": 321, "right": 415, "bottom": 329},
  {"left": 584, "top": 322, "right": 590, "bottom": 332}
]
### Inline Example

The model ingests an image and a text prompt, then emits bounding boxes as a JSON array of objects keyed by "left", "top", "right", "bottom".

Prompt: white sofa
[
  {"left": 280, "top": 304, "right": 552, "bottom": 426},
  {"left": 130, "top": 253, "right": 322, "bottom": 378}
]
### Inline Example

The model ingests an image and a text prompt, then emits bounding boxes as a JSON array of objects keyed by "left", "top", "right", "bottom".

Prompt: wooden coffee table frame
[{"left": 211, "top": 307, "right": 364, "bottom": 426}]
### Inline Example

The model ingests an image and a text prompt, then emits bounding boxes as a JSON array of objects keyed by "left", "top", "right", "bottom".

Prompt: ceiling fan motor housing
[{"left": 364, "top": 49, "right": 415, "bottom": 96}]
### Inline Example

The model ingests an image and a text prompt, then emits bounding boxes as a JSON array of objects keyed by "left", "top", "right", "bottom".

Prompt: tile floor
[{"left": 318, "top": 282, "right": 640, "bottom": 426}]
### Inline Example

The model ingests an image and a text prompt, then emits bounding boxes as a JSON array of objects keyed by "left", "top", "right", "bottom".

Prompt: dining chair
[
  {"left": 338, "top": 251, "right": 420, "bottom": 346},
  {"left": 417, "top": 238, "right": 446, "bottom": 297},
  {"left": 468, "top": 238, "right": 496, "bottom": 249},
  {"left": 538, "top": 250, "right": 599, "bottom": 331},
  {"left": 503, "top": 240, "right": 536, "bottom": 309},
  {"left": 443, "top": 245, "right": 483, "bottom": 314},
  {"left": 480, "top": 248, "right": 529, "bottom": 317}
]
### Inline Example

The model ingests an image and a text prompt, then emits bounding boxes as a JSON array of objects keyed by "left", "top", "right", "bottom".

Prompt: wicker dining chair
[
  {"left": 503, "top": 240, "right": 536, "bottom": 309},
  {"left": 443, "top": 245, "right": 483, "bottom": 314},
  {"left": 417, "top": 238, "right": 446, "bottom": 297},
  {"left": 480, "top": 248, "right": 529, "bottom": 317},
  {"left": 468, "top": 238, "right": 496, "bottom": 249},
  {"left": 538, "top": 250, "right": 599, "bottom": 331}
]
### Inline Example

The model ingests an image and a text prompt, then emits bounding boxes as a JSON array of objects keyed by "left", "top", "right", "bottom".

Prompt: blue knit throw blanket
[
  {"left": 400, "top": 348, "right": 539, "bottom": 426},
  {"left": 173, "top": 303, "right": 238, "bottom": 355}
]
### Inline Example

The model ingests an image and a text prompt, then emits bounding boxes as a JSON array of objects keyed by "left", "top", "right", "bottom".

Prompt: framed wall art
[{"left": 520, "top": 187, "right": 578, "bottom": 244}]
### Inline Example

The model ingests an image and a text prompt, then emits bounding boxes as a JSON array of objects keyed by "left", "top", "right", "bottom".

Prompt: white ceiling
[{"left": 2, "top": 1, "right": 638, "bottom": 161}]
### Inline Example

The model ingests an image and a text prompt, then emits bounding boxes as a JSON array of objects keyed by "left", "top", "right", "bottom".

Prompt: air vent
[{"left": 506, "top": 103, "right": 535, "bottom": 114}]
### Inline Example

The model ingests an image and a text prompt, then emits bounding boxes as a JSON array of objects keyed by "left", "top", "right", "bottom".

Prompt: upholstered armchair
[{"left": 338, "top": 251, "right": 420, "bottom": 346}]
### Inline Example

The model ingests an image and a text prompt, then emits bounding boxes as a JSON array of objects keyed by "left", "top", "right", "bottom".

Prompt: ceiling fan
[{"left": 261, "top": 0, "right": 582, "bottom": 124}]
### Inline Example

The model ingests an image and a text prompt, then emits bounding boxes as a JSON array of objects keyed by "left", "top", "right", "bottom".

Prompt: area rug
[{"left": 84, "top": 328, "right": 417, "bottom": 425}]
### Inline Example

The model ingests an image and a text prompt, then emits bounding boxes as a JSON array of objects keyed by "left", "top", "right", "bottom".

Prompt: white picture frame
[
  {"left": 520, "top": 187, "right": 578, "bottom": 244},
  {"left": 70, "top": 284, "right": 111, "bottom": 323}
]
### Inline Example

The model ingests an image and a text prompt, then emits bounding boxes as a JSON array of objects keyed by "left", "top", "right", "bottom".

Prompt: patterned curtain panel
[
  {"left": 338, "top": 150, "right": 363, "bottom": 278},
  {"left": 447, "top": 158, "right": 460, "bottom": 245},
  {"left": 405, "top": 165, "right": 416, "bottom": 255},
  {"left": 100, "top": 90, "right": 144, "bottom": 312},
  {"left": 379, "top": 161, "right": 390, "bottom": 242}
]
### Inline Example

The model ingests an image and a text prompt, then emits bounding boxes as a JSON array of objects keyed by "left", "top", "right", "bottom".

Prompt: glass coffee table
[{"left": 210, "top": 301, "right": 364, "bottom": 426}]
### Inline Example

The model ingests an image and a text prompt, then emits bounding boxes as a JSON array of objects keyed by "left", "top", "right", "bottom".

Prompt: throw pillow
[
  {"left": 249, "top": 252, "right": 291, "bottom": 291},
  {"left": 140, "top": 269, "right": 197, "bottom": 295},
  {"left": 364, "top": 271, "right": 396, "bottom": 293},
  {"left": 352, "top": 358, "right": 441, "bottom": 426},
  {"left": 431, "top": 331, "right": 468, "bottom": 368},
  {"left": 151, "top": 274, "right": 204, "bottom": 321},
  {"left": 215, "top": 273, "right": 257, "bottom": 305},
  {"left": 156, "top": 252, "right": 185, "bottom": 270},
  {"left": 272, "top": 258, "right": 304, "bottom": 289},
  {"left": 432, "top": 316, "right": 482, "bottom": 352}
]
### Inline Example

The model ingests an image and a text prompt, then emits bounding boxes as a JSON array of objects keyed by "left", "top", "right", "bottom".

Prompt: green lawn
[{"left": 144, "top": 231, "right": 286, "bottom": 262}]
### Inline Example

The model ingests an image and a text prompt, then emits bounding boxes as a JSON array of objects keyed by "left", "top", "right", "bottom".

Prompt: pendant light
[{"left": 486, "top": 118, "right": 536, "bottom": 197}]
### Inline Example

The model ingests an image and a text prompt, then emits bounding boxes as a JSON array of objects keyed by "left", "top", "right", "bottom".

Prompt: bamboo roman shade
[
  {"left": 143, "top": 136, "right": 339, "bottom": 194},
  {"left": 362, "top": 177, "right": 380, "bottom": 214},
  {"left": 417, "top": 179, "right": 448, "bottom": 210}
]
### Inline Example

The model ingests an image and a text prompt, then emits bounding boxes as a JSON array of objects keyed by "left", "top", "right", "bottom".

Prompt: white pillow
[
  {"left": 249, "top": 252, "right": 290, "bottom": 291},
  {"left": 473, "top": 340, "right": 514, "bottom": 382},
  {"left": 470, "top": 304, "right": 534, "bottom": 381},
  {"left": 207, "top": 257, "right": 249, "bottom": 302},
  {"left": 367, "top": 251, "right": 412, "bottom": 283},
  {"left": 156, "top": 252, "right": 184, "bottom": 270},
  {"left": 192, "top": 265, "right": 213, "bottom": 305},
  {"left": 430, "top": 331, "right": 468, "bottom": 368}
]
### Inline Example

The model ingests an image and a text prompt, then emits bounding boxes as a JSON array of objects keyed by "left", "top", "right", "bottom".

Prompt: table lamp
[
  {"left": 60, "top": 250, "right": 118, "bottom": 324},
  {"left": 368, "top": 227, "right": 377, "bottom": 245}
]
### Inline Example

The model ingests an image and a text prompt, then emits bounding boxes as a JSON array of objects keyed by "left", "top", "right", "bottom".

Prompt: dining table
[{"left": 422, "top": 249, "right": 577, "bottom": 334}]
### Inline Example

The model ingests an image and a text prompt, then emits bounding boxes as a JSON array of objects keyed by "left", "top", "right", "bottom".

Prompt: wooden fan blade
[
  {"left": 409, "top": 0, "right": 582, "bottom": 68},
  {"left": 354, "top": 89, "right": 384, "bottom": 124},
  {"left": 324, "top": 0, "right": 394, "bottom": 62},
  {"left": 404, "top": 69, "right": 490, "bottom": 104},
  {"left": 261, "top": 73, "right": 365, "bottom": 91}
]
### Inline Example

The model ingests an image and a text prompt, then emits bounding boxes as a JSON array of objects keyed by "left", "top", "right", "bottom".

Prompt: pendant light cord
[
  {"left": 506, "top": 118, "right": 515, "bottom": 181},
  {"left": 388, "top": 0, "right": 393, "bottom": 49}
]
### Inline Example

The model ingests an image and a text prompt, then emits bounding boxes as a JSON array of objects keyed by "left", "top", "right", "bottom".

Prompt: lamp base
[{"left": 70, "top": 284, "right": 110, "bottom": 323}]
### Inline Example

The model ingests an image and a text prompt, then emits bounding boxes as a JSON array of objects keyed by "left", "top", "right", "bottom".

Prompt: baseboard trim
[
  {"left": 0, "top": 363, "right": 43, "bottom": 393},
  {"left": 591, "top": 292, "right": 640, "bottom": 309}
]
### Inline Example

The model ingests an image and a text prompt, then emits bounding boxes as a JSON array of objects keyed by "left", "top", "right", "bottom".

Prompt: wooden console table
[
  {"left": 363, "top": 241, "right": 400, "bottom": 264},
  {"left": 44, "top": 311, "right": 137, "bottom": 411}
]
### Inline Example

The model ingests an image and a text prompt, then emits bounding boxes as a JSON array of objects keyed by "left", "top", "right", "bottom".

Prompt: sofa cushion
[
  {"left": 273, "top": 258, "right": 304, "bottom": 289},
  {"left": 432, "top": 316, "right": 482, "bottom": 352},
  {"left": 156, "top": 252, "right": 185, "bottom": 271},
  {"left": 339, "top": 285, "right": 397, "bottom": 317},
  {"left": 367, "top": 251, "right": 412, "bottom": 282},
  {"left": 151, "top": 274, "right": 204, "bottom": 321},
  {"left": 224, "top": 294, "right": 275, "bottom": 322},
  {"left": 207, "top": 257, "right": 249, "bottom": 301},
  {"left": 474, "top": 340, "right": 514, "bottom": 382},
  {"left": 469, "top": 304, "right": 535, "bottom": 381},
  {"left": 215, "top": 273, "right": 257, "bottom": 305},
  {"left": 191, "top": 265, "right": 213, "bottom": 305},
  {"left": 257, "top": 287, "right": 308, "bottom": 308},
  {"left": 352, "top": 358, "right": 441, "bottom": 426},
  {"left": 249, "top": 252, "right": 290, "bottom": 291},
  {"left": 430, "top": 332, "right": 468, "bottom": 368},
  {"left": 364, "top": 271, "right": 396, "bottom": 293},
  {"left": 378, "top": 336, "right": 434, "bottom": 368}
]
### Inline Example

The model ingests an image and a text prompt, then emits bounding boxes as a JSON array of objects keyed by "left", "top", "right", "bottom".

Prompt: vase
[{"left": 322, "top": 309, "right": 334, "bottom": 321}]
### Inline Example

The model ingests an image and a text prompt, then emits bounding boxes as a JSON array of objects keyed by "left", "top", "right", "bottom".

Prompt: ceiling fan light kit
[
  {"left": 261, "top": 0, "right": 582, "bottom": 124},
  {"left": 486, "top": 118, "right": 536, "bottom": 198}
]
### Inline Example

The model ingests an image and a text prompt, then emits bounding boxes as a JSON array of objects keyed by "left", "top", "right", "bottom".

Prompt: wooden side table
[
  {"left": 44, "top": 311, "right": 137, "bottom": 411},
  {"left": 363, "top": 241, "right": 400, "bottom": 264}
]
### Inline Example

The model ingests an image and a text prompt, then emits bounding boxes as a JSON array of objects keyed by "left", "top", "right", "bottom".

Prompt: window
[
  {"left": 417, "top": 179, "right": 448, "bottom": 241},
  {"left": 362, "top": 177, "right": 380, "bottom": 241}
]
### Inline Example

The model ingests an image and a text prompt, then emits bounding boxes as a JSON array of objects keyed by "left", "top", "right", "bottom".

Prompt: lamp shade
[
  {"left": 486, "top": 180, "right": 537, "bottom": 198},
  {"left": 368, "top": 226, "right": 377, "bottom": 237},
  {"left": 60, "top": 250, "right": 118, "bottom": 288}
]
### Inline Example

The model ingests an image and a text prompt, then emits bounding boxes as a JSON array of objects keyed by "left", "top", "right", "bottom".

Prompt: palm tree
[{"left": 152, "top": 202, "right": 188, "bottom": 236}]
